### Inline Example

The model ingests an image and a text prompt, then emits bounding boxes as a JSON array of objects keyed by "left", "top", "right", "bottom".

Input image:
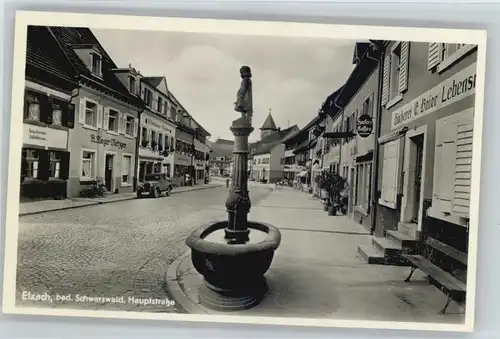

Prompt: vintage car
[{"left": 136, "top": 173, "right": 173, "bottom": 198}]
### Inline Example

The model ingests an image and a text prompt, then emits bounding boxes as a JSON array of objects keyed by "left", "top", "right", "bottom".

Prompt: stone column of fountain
[{"left": 186, "top": 66, "right": 281, "bottom": 312}]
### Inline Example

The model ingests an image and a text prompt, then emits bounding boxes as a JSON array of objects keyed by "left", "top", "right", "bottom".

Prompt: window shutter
[
  {"left": 40, "top": 95, "right": 52, "bottom": 124},
  {"left": 398, "top": 42, "right": 410, "bottom": 93},
  {"left": 59, "top": 151, "right": 70, "bottom": 180},
  {"left": 453, "top": 117, "right": 474, "bottom": 216},
  {"left": 78, "top": 98, "right": 86, "bottom": 124},
  {"left": 67, "top": 103, "right": 75, "bottom": 128},
  {"left": 381, "top": 140, "right": 398, "bottom": 204},
  {"left": 381, "top": 54, "right": 390, "bottom": 106},
  {"left": 427, "top": 43, "right": 441, "bottom": 70},
  {"left": 103, "top": 107, "right": 110, "bottom": 131},
  {"left": 438, "top": 118, "right": 458, "bottom": 213},
  {"left": 133, "top": 118, "right": 139, "bottom": 137},
  {"left": 96, "top": 104, "right": 103, "bottom": 129}
]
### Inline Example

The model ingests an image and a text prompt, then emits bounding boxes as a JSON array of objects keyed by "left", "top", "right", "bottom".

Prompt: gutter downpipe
[
  {"left": 366, "top": 41, "right": 385, "bottom": 235},
  {"left": 333, "top": 100, "right": 344, "bottom": 176},
  {"left": 133, "top": 80, "right": 145, "bottom": 192}
]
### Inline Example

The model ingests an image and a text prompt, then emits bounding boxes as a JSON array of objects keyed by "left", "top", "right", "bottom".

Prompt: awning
[{"left": 297, "top": 170, "right": 309, "bottom": 177}]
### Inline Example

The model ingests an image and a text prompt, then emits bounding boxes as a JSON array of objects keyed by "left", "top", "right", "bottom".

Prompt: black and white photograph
[{"left": 2, "top": 11, "right": 486, "bottom": 332}]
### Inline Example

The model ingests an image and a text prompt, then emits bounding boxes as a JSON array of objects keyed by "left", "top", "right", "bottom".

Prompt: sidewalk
[
  {"left": 167, "top": 187, "right": 465, "bottom": 324},
  {"left": 19, "top": 183, "right": 223, "bottom": 216}
]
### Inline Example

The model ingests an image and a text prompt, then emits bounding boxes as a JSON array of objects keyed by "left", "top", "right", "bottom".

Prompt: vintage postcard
[{"left": 2, "top": 11, "right": 487, "bottom": 332}]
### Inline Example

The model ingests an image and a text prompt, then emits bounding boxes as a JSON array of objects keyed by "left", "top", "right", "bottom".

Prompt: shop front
[
  {"left": 21, "top": 122, "right": 70, "bottom": 200},
  {"left": 66, "top": 94, "right": 138, "bottom": 198},
  {"left": 173, "top": 152, "right": 192, "bottom": 187}
]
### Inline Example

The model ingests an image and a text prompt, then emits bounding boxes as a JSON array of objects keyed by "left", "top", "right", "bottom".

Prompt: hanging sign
[{"left": 357, "top": 114, "right": 373, "bottom": 138}]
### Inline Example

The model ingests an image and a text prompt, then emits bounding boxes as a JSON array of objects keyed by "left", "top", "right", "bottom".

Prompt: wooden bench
[{"left": 402, "top": 236, "right": 467, "bottom": 314}]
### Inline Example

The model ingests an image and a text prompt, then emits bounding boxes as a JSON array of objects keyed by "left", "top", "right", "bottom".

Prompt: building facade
[
  {"left": 20, "top": 26, "right": 79, "bottom": 200},
  {"left": 47, "top": 27, "right": 142, "bottom": 198},
  {"left": 375, "top": 41, "right": 477, "bottom": 252}
]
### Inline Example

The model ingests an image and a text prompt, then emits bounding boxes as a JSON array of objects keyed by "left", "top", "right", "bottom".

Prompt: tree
[{"left": 314, "top": 170, "right": 348, "bottom": 206}]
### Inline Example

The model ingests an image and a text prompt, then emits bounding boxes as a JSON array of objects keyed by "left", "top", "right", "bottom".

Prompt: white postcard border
[{"left": 2, "top": 10, "right": 488, "bottom": 333}]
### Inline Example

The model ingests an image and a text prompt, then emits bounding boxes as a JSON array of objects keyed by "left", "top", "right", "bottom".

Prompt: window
[
  {"left": 52, "top": 103, "right": 63, "bottom": 126},
  {"left": 122, "top": 155, "right": 132, "bottom": 184},
  {"left": 170, "top": 137, "right": 175, "bottom": 152},
  {"left": 380, "top": 139, "right": 401, "bottom": 208},
  {"left": 164, "top": 135, "right": 169, "bottom": 150},
  {"left": 90, "top": 53, "right": 102, "bottom": 76},
  {"left": 158, "top": 97, "right": 163, "bottom": 113},
  {"left": 24, "top": 149, "right": 39, "bottom": 178},
  {"left": 176, "top": 139, "right": 181, "bottom": 153},
  {"left": 125, "top": 116, "right": 135, "bottom": 136},
  {"left": 382, "top": 42, "right": 409, "bottom": 107},
  {"left": 85, "top": 101, "right": 97, "bottom": 127},
  {"left": 151, "top": 130, "right": 157, "bottom": 149},
  {"left": 129, "top": 77, "right": 136, "bottom": 93},
  {"left": 141, "top": 127, "right": 148, "bottom": 142},
  {"left": 81, "top": 150, "right": 96, "bottom": 180},
  {"left": 143, "top": 89, "right": 153, "bottom": 107},
  {"left": 108, "top": 109, "right": 119, "bottom": 132},
  {"left": 428, "top": 43, "right": 476, "bottom": 73},
  {"left": 24, "top": 92, "right": 41, "bottom": 121},
  {"left": 362, "top": 93, "right": 374, "bottom": 117},
  {"left": 49, "top": 152, "right": 61, "bottom": 178},
  {"left": 163, "top": 101, "right": 169, "bottom": 115},
  {"left": 158, "top": 133, "right": 163, "bottom": 150}
]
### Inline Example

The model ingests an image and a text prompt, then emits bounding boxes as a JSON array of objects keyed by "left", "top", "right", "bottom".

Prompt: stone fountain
[{"left": 186, "top": 66, "right": 281, "bottom": 311}]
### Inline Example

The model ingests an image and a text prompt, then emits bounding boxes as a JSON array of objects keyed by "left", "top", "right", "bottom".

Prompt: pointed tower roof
[{"left": 260, "top": 109, "right": 278, "bottom": 130}]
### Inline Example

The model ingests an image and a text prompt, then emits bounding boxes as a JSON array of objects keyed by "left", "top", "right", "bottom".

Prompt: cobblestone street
[{"left": 16, "top": 186, "right": 272, "bottom": 313}]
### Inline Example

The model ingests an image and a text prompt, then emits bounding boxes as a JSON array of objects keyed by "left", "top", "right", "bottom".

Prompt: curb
[
  {"left": 164, "top": 251, "right": 211, "bottom": 315},
  {"left": 19, "top": 184, "right": 223, "bottom": 217}
]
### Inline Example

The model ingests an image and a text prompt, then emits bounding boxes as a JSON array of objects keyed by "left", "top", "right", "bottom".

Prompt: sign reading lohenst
[
  {"left": 23, "top": 124, "right": 67, "bottom": 149},
  {"left": 391, "top": 63, "right": 477, "bottom": 130}
]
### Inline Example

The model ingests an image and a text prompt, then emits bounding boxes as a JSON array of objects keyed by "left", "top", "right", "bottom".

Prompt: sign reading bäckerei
[{"left": 391, "top": 63, "right": 476, "bottom": 130}]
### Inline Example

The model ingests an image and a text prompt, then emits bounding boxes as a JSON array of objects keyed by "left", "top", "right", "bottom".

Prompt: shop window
[
  {"left": 85, "top": 101, "right": 97, "bottom": 127},
  {"left": 81, "top": 150, "right": 96, "bottom": 180},
  {"left": 108, "top": 109, "right": 119, "bottom": 132},
  {"left": 49, "top": 152, "right": 61, "bottom": 178},
  {"left": 24, "top": 92, "right": 41, "bottom": 121},
  {"left": 125, "top": 115, "right": 135, "bottom": 137},
  {"left": 24, "top": 149, "right": 39, "bottom": 178},
  {"left": 122, "top": 155, "right": 132, "bottom": 184}
]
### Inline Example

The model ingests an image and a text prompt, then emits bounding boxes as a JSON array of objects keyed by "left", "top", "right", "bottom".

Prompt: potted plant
[{"left": 315, "top": 170, "right": 348, "bottom": 216}]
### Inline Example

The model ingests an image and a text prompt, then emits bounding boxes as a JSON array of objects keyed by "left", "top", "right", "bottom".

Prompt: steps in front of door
[{"left": 357, "top": 227, "right": 420, "bottom": 266}]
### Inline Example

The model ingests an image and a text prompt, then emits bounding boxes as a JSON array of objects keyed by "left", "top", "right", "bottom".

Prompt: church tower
[{"left": 260, "top": 109, "right": 279, "bottom": 139}]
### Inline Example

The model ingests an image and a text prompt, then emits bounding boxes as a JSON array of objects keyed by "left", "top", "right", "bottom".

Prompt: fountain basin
[{"left": 185, "top": 221, "right": 281, "bottom": 311}]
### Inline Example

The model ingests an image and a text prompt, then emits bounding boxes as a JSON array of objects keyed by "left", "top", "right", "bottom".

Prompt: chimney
[{"left": 128, "top": 63, "right": 132, "bottom": 68}]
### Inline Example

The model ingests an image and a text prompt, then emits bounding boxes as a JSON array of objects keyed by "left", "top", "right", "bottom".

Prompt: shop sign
[
  {"left": 357, "top": 114, "right": 373, "bottom": 138},
  {"left": 90, "top": 134, "right": 127, "bottom": 150},
  {"left": 391, "top": 63, "right": 477, "bottom": 130},
  {"left": 23, "top": 124, "right": 67, "bottom": 149},
  {"left": 175, "top": 153, "right": 191, "bottom": 165},
  {"left": 144, "top": 116, "right": 174, "bottom": 134}
]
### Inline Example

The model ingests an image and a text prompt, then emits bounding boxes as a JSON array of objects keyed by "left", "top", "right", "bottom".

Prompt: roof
[
  {"left": 353, "top": 42, "right": 370, "bottom": 64},
  {"left": 26, "top": 26, "right": 77, "bottom": 87},
  {"left": 142, "top": 76, "right": 164, "bottom": 87},
  {"left": 260, "top": 113, "right": 278, "bottom": 130},
  {"left": 210, "top": 143, "right": 234, "bottom": 159},
  {"left": 48, "top": 27, "right": 138, "bottom": 105},
  {"left": 252, "top": 125, "right": 299, "bottom": 155},
  {"left": 214, "top": 138, "right": 234, "bottom": 146}
]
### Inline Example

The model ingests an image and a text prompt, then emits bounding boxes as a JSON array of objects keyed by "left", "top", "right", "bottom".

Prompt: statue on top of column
[{"left": 234, "top": 65, "right": 253, "bottom": 125}]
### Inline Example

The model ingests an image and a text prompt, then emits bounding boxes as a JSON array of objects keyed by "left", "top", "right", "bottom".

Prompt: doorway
[
  {"left": 411, "top": 134, "right": 424, "bottom": 223},
  {"left": 105, "top": 153, "right": 114, "bottom": 192}
]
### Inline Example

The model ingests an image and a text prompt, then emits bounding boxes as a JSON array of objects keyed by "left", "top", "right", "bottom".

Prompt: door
[
  {"left": 105, "top": 154, "right": 114, "bottom": 192},
  {"left": 412, "top": 135, "right": 424, "bottom": 223}
]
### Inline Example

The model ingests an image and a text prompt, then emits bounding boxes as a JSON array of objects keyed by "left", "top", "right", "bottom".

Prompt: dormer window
[
  {"left": 90, "top": 52, "right": 102, "bottom": 76},
  {"left": 129, "top": 76, "right": 136, "bottom": 94}
]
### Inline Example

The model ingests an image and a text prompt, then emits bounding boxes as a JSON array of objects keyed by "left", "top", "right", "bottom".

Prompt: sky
[{"left": 92, "top": 29, "right": 356, "bottom": 142}]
